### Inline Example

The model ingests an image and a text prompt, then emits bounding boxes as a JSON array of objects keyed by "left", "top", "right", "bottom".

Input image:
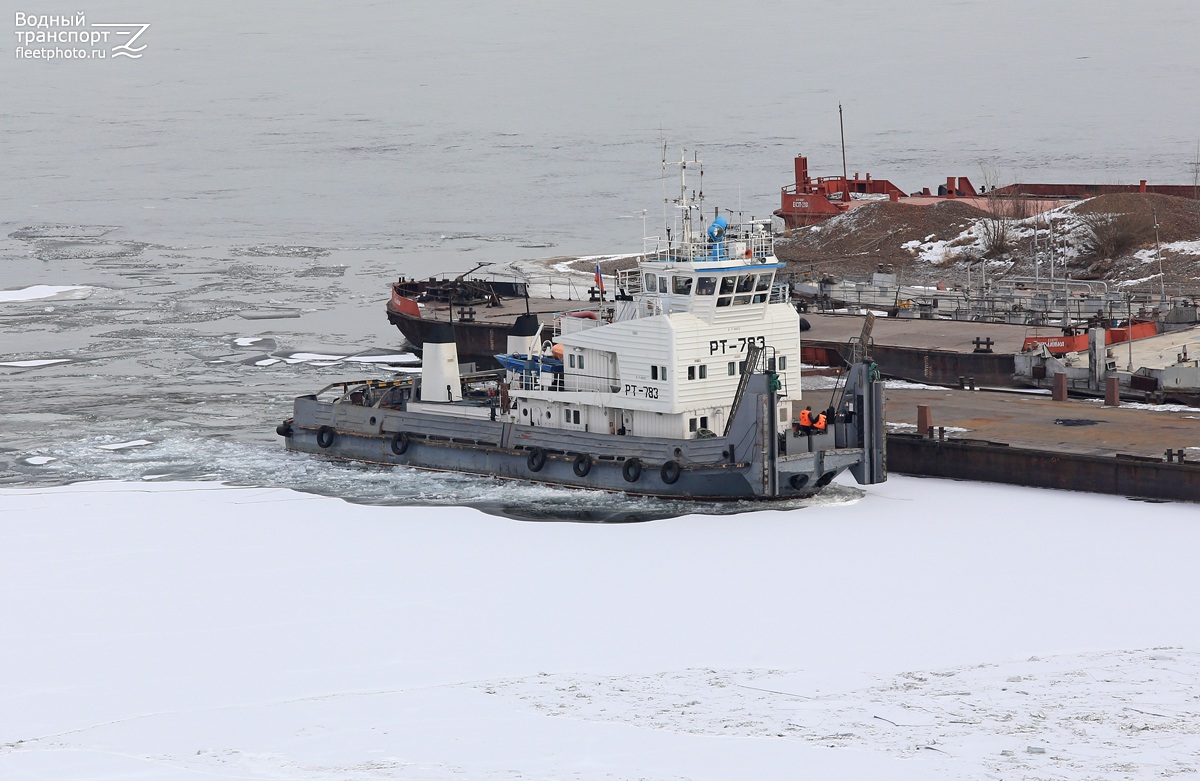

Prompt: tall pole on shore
[
  {"left": 1154, "top": 207, "right": 1165, "bottom": 305},
  {"left": 839, "top": 104, "right": 848, "bottom": 187}
]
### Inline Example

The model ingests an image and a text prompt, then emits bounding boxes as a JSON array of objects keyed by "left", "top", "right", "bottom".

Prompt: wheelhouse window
[
  {"left": 718, "top": 277, "right": 736, "bottom": 295},
  {"left": 672, "top": 276, "right": 693, "bottom": 295},
  {"left": 696, "top": 276, "right": 716, "bottom": 295},
  {"left": 658, "top": 276, "right": 670, "bottom": 293},
  {"left": 755, "top": 273, "right": 773, "bottom": 291},
  {"left": 727, "top": 361, "right": 736, "bottom": 375},
  {"left": 736, "top": 274, "right": 754, "bottom": 293},
  {"left": 643, "top": 272, "right": 655, "bottom": 290}
]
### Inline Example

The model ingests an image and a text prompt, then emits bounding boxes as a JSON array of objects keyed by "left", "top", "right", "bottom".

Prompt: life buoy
[
  {"left": 527, "top": 447, "right": 547, "bottom": 472},
  {"left": 572, "top": 453, "right": 592, "bottom": 477},
  {"left": 316, "top": 426, "right": 335, "bottom": 448},
  {"left": 660, "top": 459, "right": 681, "bottom": 484},
  {"left": 622, "top": 458, "right": 642, "bottom": 483},
  {"left": 390, "top": 431, "right": 410, "bottom": 455}
]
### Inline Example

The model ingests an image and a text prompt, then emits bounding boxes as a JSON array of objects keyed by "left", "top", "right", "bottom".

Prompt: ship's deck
[
  {"left": 804, "top": 312, "right": 1040, "bottom": 354},
  {"left": 419, "top": 296, "right": 600, "bottom": 323}
]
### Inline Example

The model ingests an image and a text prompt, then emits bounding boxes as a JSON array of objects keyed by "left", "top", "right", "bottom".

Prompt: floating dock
[
  {"left": 882, "top": 385, "right": 1200, "bottom": 502},
  {"left": 802, "top": 312, "right": 1027, "bottom": 386}
]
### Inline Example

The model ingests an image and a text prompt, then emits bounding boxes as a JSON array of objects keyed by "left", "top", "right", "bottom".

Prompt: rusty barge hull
[
  {"left": 386, "top": 307, "right": 514, "bottom": 368},
  {"left": 806, "top": 340, "right": 1016, "bottom": 387},
  {"left": 888, "top": 434, "right": 1200, "bottom": 503}
]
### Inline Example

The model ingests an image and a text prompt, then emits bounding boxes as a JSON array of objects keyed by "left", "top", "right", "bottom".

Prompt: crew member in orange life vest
[
  {"left": 813, "top": 409, "right": 828, "bottom": 432},
  {"left": 797, "top": 406, "right": 813, "bottom": 432}
]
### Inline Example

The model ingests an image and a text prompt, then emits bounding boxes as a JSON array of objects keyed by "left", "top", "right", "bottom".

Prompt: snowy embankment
[
  {"left": 2, "top": 478, "right": 1198, "bottom": 780},
  {"left": 900, "top": 204, "right": 1091, "bottom": 268}
]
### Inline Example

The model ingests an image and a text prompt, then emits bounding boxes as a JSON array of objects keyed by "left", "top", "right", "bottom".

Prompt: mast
[
  {"left": 839, "top": 104, "right": 848, "bottom": 185},
  {"left": 663, "top": 149, "right": 704, "bottom": 248}
]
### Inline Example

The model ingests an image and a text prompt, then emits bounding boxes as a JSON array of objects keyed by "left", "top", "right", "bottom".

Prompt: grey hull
[
  {"left": 280, "top": 366, "right": 886, "bottom": 500},
  {"left": 278, "top": 364, "right": 883, "bottom": 501}
]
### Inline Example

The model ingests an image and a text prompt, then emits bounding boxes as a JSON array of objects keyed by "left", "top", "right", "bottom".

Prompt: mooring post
[
  {"left": 917, "top": 404, "right": 932, "bottom": 438},
  {"left": 1105, "top": 376, "right": 1120, "bottom": 407},
  {"left": 1052, "top": 372, "right": 1067, "bottom": 402}
]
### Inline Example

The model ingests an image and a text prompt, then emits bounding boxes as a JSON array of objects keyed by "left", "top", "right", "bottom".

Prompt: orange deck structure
[
  {"left": 775, "top": 153, "right": 1197, "bottom": 230},
  {"left": 1021, "top": 320, "right": 1159, "bottom": 355},
  {"left": 776, "top": 153, "right": 980, "bottom": 229}
]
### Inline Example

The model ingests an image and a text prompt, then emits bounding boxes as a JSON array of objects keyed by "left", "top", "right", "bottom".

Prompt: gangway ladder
[
  {"left": 849, "top": 311, "right": 876, "bottom": 364},
  {"left": 724, "top": 342, "right": 764, "bottom": 436}
]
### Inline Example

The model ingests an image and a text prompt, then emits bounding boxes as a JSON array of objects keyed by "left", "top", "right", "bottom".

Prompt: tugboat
[{"left": 279, "top": 153, "right": 887, "bottom": 499}]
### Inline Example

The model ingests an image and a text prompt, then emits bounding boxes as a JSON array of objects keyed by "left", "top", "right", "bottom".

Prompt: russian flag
[{"left": 594, "top": 263, "right": 605, "bottom": 295}]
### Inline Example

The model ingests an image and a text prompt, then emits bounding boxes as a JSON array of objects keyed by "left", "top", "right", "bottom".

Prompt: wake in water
[{"left": 8, "top": 424, "right": 864, "bottom": 523}]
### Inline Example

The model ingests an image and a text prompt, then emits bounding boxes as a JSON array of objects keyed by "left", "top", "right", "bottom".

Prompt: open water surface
[{"left": 3, "top": 1, "right": 1198, "bottom": 518}]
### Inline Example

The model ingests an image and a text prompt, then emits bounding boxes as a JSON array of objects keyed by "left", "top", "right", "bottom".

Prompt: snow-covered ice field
[
  {"left": 5, "top": 2, "right": 1200, "bottom": 777},
  {"left": 3, "top": 475, "right": 1198, "bottom": 780}
]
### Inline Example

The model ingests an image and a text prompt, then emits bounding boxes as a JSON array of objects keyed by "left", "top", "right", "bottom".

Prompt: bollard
[
  {"left": 1105, "top": 376, "right": 1120, "bottom": 407},
  {"left": 958, "top": 375, "right": 965, "bottom": 390},
  {"left": 1052, "top": 372, "right": 1067, "bottom": 402},
  {"left": 917, "top": 404, "right": 932, "bottom": 439},
  {"left": 969, "top": 377, "right": 976, "bottom": 391},
  {"left": 938, "top": 426, "right": 945, "bottom": 441},
  {"left": 1166, "top": 449, "right": 1175, "bottom": 463}
]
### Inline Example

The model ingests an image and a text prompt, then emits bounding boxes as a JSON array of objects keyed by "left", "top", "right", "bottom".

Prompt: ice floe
[
  {"left": 0, "top": 285, "right": 93, "bottom": 303},
  {"left": 0, "top": 358, "right": 72, "bottom": 368},
  {"left": 96, "top": 439, "right": 154, "bottom": 451}
]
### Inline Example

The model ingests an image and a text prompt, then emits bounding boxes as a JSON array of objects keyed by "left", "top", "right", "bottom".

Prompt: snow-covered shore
[{"left": 3, "top": 477, "right": 1197, "bottom": 779}]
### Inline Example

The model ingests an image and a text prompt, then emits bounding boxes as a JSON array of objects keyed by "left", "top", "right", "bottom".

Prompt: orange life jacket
[
  {"left": 798, "top": 409, "right": 813, "bottom": 427},
  {"left": 813, "top": 412, "right": 828, "bottom": 431}
]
